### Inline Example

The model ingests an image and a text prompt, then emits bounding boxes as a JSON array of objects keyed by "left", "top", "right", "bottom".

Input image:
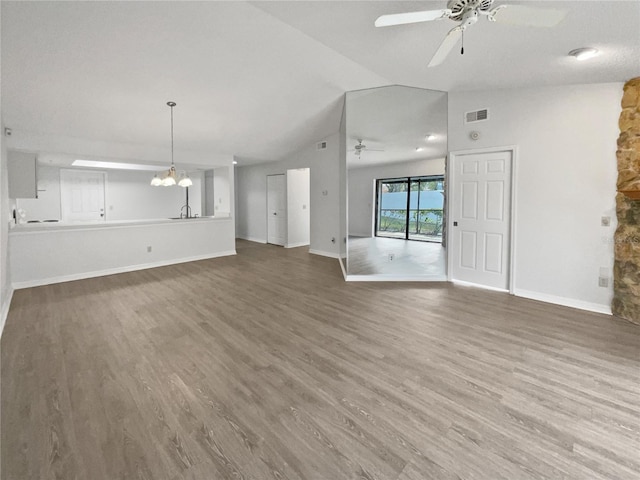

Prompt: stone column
[{"left": 613, "top": 77, "right": 640, "bottom": 325}]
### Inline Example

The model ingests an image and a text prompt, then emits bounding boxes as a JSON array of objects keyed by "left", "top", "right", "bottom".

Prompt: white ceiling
[{"left": 2, "top": 1, "right": 639, "bottom": 166}]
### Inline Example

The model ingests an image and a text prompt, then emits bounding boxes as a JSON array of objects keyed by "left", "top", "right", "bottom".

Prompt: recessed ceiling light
[
  {"left": 568, "top": 47, "right": 599, "bottom": 61},
  {"left": 425, "top": 134, "right": 436, "bottom": 141},
  {"left": 232, "top": 161, "right": 238, "bottom": 165},
  {"left": 415, "top": 147, "right": 423, "bottom": 152}
]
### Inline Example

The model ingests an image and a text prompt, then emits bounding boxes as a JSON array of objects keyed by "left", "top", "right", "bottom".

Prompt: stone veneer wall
[{"left": 613, "top": 77, "right": 640, "bottom": 325}]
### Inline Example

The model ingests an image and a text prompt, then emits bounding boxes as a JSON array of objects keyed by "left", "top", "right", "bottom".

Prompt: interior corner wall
[
  {"left": 348, "top": 157, "right": 446, "bottom": 237},
  {"left": 1, "top": 128, "right": 13, "bottom": 334},
  {"left": 448, "top": 82, "right": 621, "bottom": 313},
  {"left": 235, "top": 132, "right": 341, "bottom": 257}
]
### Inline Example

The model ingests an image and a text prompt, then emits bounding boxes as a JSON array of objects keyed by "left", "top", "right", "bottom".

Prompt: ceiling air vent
[
  {"left": 316, "top": 141, "right": 327, "bottom": 151},
  {"left": 465, "top": 108, "right": 489, "bottom": 123}
]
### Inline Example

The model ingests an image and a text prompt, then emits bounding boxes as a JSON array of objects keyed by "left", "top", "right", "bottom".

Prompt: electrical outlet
[
  {"left": 598, "top": 276, "right": 609, "bottom": 288},
  {"left": 389, "top": 253, "right": 395, "bottom": 261},
  {"left": 147, "top": 246, "right": 152, "bottom": 253}
]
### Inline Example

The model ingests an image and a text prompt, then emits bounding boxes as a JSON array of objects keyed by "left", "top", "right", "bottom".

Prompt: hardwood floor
[
  {"left": 347, "top": 236, "right": 445, "bottom": 277},
  {"left": 2, "top": 239, "right": 640, "bottom": 480}
]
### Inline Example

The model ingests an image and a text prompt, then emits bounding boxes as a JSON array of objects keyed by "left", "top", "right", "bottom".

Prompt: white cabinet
[{"left": 8, "top": 151, "right": 38, "bottom": 199}]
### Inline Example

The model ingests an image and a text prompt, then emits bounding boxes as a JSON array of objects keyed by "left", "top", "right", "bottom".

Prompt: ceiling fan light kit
[{"left": 375, "top": 0, "right": 568, "bottom": 67}]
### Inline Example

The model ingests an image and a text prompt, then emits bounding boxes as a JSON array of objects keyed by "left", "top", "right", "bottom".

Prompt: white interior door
[
  {"left": 267, "top": 174, "right": 286, "bottom": 246},
  {"left": 449, "top": 150, "right": 512, "bottom": 290},
  {"left": 60, "top": 169, "right": 106, "bottom": 223}
]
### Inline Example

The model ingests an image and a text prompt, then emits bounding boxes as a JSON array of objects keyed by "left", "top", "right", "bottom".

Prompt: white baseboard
[
  {"left": 285, "top": 241, "right": 310, "bottom": 249},
  {"left": 309, "top": 249, "right": 341, "bottom": 259},
  {"left": 348, "top": 233, "right": 372, "bottom": 238},
  {"left": 12, "top": 250, "right": 237, "bottom": 290},
  {"left": 0, "top": 287, "right": 15, "bottom": 339},
  {"left": 339, "top": 257, "right": 347, "bottom": 280},
  {"left": 514, "top": 289, "right": 612, "bottom": 315},
  {"left": 452, "top": 280, "right": 509, "bottom": 293},
  {"left": 346, "top": 274, "right": 448, "bottom": 282},
  {"left": 236, "top": 236, "right": 267, "bottom": 244}
]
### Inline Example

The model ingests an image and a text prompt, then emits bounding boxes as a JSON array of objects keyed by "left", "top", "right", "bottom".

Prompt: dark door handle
[{"left": 453, "top": 221, "right": 458, "bottom": 226}]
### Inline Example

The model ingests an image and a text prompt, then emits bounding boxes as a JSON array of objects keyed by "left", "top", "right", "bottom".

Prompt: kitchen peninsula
[{"left": 9, "top": 214, "right": 235, "bottom": 289}]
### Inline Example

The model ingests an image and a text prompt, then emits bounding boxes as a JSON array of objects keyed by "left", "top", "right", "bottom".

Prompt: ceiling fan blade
[
  {"left": 428, "top": 26, "right": 463, "bottom": 67},
  {"left": 492, "top": 5, "right": 568, "bottom": 27},
  {"left": 375, "top": 9, "right": 450, "bottom": 27}
]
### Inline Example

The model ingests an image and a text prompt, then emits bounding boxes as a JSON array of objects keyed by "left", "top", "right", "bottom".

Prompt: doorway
[
  {"left": 448, "top": 148, "right": 514, "bottom": 291},
  {"left": 60, "top": 169, "right": 106, "bottom": 223},
  {"left": 375, "top": 175, "right": 445, "bottom": 243},
  {"left": 267, "top": 174, "right": 286, "bottom": 246}
]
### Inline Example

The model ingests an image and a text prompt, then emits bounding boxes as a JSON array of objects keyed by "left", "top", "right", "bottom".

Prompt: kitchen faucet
[
  {"left": 180, "top": 187, "right": 192, "bottom": 219},
  {"left": 180, "top": 204, "right": 192, "bottom": 219}
]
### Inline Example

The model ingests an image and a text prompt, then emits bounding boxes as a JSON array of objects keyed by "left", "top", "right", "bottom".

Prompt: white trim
[
  {"left": 348, "top": 232, "right": 371, "bottom": 238},
  {"left": 452, "top": 279, "right": 509, "bottom": 293},
  {"left": 447, "top": 145, "right": 518, "bottom": 293},
  {"left": 339, "top": 257, "right": 347, "bottom": 280},
  {"left": 309, "top": 249, "right": 341, "bottom": 259},
  {"left": 0, "top": 287, "right": 15, "bottom": 339},
  {"left": 285, "top": 241, "right": 310, "bottom": 249},
  {"left": 514, "top": 289, "right": 612, "bottom": 315},
  {"left": 347, "top": 274, "right": 447, "bottom": 282},
  {"left": 12, "top": 251, "right": 237, "bottom": 290},
  {"left": 236, "top": 235, "right": 267, "bottom": 244}
]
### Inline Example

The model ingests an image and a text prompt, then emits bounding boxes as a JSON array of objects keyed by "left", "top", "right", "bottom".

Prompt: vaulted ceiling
[{"left": 2, "top": 1, "right": 639, "bottom": 165}]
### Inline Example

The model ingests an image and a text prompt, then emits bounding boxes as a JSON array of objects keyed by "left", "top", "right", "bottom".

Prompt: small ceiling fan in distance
[
  {"left": 375, "top": 0, "right": 568, "bottom": 67},
  {"left": 351, "top": 139, "right": 385, "bottom": 157}
]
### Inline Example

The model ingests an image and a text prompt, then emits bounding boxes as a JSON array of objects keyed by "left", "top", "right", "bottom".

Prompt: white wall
[
  {"left": 348, "top": 157, "right": 445, "bottom": 237},
  {"left": 236, "top": 133, "right": 341, "bottom": 257},
  {"left": 448, "top": 82, "right": 621, "bottom": 313},
  {"left": 213, "top": 167, "right": 231, "bottom": 216},
  {"left": 10, "top": 218, "right": 235, "bottom": 288},
  {"left": 286, "top": 168, "right": 310, "bottom": 248}
]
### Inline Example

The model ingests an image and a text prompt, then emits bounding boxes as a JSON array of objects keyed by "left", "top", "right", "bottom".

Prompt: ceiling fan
[
  {"left": 351, "top": 139, "right": 385, "bottom": 157},
  {"left": 375, "top": 0, "right": 568, "bottom": 67}
]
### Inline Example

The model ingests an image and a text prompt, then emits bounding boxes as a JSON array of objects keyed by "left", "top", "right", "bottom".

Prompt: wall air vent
[
  {"left": 465, "top": 108, "right": 489, "bottom": 123},
  {"left": 316, "top": 141, "right": 327, "bottom": 151}
]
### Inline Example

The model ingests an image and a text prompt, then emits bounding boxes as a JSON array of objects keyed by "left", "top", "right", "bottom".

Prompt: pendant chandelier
[{"left": 151, "top": 101, "right": 192, "bottom": 187}]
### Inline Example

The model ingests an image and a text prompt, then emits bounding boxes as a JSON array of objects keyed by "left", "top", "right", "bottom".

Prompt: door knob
[{"left": 273, "top": 212, "right": 277, "bottom": 216}]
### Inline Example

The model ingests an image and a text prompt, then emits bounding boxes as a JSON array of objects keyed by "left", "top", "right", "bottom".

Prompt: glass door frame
[{"left": 374, "top": 175, "right": 445, "bottom": 243}]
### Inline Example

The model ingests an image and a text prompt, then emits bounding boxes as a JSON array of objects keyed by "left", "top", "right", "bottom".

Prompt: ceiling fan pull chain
[{"left": 461, "top": 29, "right": 465, "bottom": 55}]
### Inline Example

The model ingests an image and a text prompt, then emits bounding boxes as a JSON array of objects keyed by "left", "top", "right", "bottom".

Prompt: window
[{"left": 375, "top": 175, "right": 445, "bottom": 243}]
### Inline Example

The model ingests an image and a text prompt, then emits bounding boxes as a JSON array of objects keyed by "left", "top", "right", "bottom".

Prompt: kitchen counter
[
  {"left": 10, "top": 215, "right": 231, "bottom": 234},
  {"left": 9, "top": 214, "right": 236, "bottom": 288}
]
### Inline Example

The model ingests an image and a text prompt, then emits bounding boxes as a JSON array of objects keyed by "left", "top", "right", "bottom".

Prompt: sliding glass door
[
  {"left": 376, "top": 175, "right": 444, "bottom": 243},
  {"left": 376, "top": 178, "right": 409, "bottom": 239}
]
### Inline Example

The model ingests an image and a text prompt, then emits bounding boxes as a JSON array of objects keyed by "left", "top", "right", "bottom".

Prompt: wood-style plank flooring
[
  {"left": 2, "top": 240, "right": 640, "bottom": 480},
  {"left": 347, "top": 236, "right": 445, "bottom": 277}
]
